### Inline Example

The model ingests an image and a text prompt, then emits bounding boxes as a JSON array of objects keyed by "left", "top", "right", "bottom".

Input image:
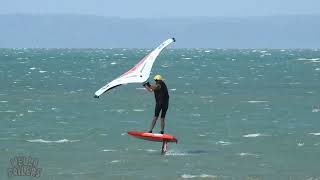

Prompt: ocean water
[{"left": 1, "top": 48, "right": 320, "bottom": 180}]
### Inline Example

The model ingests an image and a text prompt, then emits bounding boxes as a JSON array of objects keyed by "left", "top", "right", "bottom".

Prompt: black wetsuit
[{"left": 154, "top": 81, "right": 169, "bottom": 118}]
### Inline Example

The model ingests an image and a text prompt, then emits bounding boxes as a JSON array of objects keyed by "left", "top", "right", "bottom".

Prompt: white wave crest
[
  {"left": 246, "top": 100, "right": 268, "bottom": 103},
  {"left": 216, "top": 141, "right": 232, "bottom": 146},
  {"left": 102, "top": 149, "right": 116, "bottom": 152},
  {"left": 133, "top": 109, "right": 144, "bottom": 112},
  {"left": 243, "top": 133, "right": 267, "bottom": 138},
  {"left": 309, "top": 133, "right": 320, "bottom": 136},
  {"left": 237, "top": 152, "right": 259, "bottom": 157},
  {"left": 181, "top": 174, "right": 217, "bottom": 179},
  {"left": 27, "top": 139, "right": 80, "bottom": 143},
  {"left": 165, "top": 150, "right": 188, "bottom": 156}
]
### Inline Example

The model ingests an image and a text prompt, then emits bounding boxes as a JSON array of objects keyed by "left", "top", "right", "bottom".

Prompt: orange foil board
[{"left": 128, "top": 131, "right": 178, "bottom": 143}]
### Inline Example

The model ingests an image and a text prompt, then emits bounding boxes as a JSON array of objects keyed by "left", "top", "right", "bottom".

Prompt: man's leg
[
  {"left": 150, "top": 103, "right": 161, "bottom": 133},
  {"left": 149, "top": 116, "right": 158, "bottom": 133},
  {"left": 160, "top": 102, "right": 168, "bottom": 134},
  {"left": 160, "top": 118, "right": 165, "bottom": 134}
]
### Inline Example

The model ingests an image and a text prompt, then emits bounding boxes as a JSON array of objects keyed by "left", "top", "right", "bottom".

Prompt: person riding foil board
[{"left": 143, "top": 74, "right": 169, "bottom": 134}]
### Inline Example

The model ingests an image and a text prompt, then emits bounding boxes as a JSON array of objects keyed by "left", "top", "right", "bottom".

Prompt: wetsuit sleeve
[{"left": 150, "top": 84, "right": 161, "bottom": 91}]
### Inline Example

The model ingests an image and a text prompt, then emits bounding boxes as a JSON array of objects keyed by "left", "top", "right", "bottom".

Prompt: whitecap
[
  {"left": 110, "top": 160, "right": 120, "bottom": 163},
  {"left": 309, "top": 133, "right": 320, "bottom": 136},
  {"left": 0, "top": 110, "right": 16, "bottom": 113},
  {"left": 0, "top": 101, "right": 8, "bottom": 103},
  {"left": 246, "top": 100, "right": 268, "bottom": 103},
  {"left": 26, "top": 139, "right": 80, "bottom": 143},
  {"left": 136, "top": 87, "right": 145, "bottom": 90},
  {"left": 18, "top": 61, "right": 28, "bottom": 64},
  {"left": 170, "top": 88, "right": 176, "bottom": 91},
  {"left": 216, "top": 141, "right": 232, "bottom": 146},
  {"left": 200, "top": 96, "right": 212, "bottom": 99},
  {"left": 243, "top": 133, "right": 266, "bottom": 138},
  {"left": 70, "top": 172, "right": 86, "bottom": 175},
  {"left": 181, "top": 174, "right": 217, "bottom": 179},
  {"left": 102, "top": 149, "right": 116, "bottom": 152},
  {"left": 146, "top": 149, "right": 157, "bottom": 152},
  {"left": 133, "top": 109, "right": 144, "bottom": 112},
  {"left": 56, "top": 121, "right": 68, "bottom": 124},
  {"left": 191, "top": 113, "right": 201, "bottom": 117},
  {"left": 62, "top": 70, "right": 72, "bottom": 75},
  {"left": 297, "top": 142, "right": 304, "bottom": 147},
  {"left": 112, "top": 109, "right": 125, "bottom": 113},
  {"left": 165, "top": 150, "right": 188, "bottom": 156},
  {"left": 297, "top": 58, "right": 320, "bottom": 62},
  {"left": 39, "top": 70, "right": 47, "bottom": 73},
  {"left": 312, "top": 106, "right": 320, "bottom": 112},
  {"left": 237, "top": 152, "right": 259, "bottom": 157}
]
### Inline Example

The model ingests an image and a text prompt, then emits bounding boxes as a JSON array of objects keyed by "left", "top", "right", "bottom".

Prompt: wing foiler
[{"left": 94, "top": 38, "right": 175, "bottom": 98}]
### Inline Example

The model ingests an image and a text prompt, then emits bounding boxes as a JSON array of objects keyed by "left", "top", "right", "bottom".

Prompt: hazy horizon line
[{"left": 1, "top": 12, "right": 320, "bottom": 19}]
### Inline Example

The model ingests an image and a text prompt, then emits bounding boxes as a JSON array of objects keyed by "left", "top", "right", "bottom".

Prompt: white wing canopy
[{"left": 94, "top": 38, "right": 175, "bottom": 98}]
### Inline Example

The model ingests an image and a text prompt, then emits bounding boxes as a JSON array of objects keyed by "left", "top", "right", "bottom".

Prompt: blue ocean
[{"left": 1, "top": 48, "right": 320, "bottom": 179}]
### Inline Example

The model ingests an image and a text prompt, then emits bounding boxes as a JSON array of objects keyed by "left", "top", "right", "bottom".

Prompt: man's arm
[
  {"left": 149, "top": 84, "right": 161, "bottom": 91},
  {"left": 143, "top": 82, "right": 161, "bottom": 92}
]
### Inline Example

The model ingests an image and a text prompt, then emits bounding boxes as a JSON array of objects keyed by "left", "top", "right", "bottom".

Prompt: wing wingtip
[{"left": 172, "top": 37, "right": 176, "bottom": 42}]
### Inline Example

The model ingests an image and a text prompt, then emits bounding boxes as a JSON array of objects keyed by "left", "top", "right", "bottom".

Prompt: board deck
[{"left": 127, "top": 131, "right": 178, "bottom": 143}]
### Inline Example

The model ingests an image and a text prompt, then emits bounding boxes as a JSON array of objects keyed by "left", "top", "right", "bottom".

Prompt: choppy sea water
[{"left": 1, "top": 48, "right": 320, "bottom": 179}]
